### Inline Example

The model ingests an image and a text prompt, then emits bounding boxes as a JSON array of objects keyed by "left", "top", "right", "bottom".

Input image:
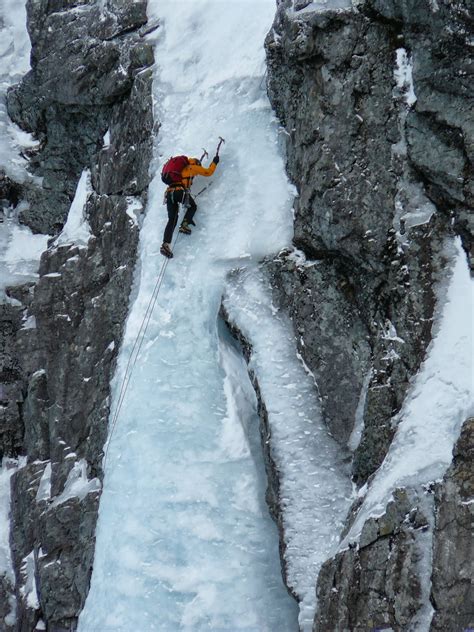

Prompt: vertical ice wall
[{"left": 80, "top": 1, "right": 302, "bottom": 630}]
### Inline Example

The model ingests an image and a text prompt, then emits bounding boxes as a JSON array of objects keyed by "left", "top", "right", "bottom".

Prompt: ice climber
[{"left": 160, "top": 153, "right": 220, "bottom": 258}]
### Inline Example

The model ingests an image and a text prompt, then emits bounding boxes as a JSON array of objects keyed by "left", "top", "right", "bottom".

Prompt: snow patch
[
  {"left": 290, "top": 0, "right": 354, "bottom": 14},
  {"left": 125, "top": 196, "right": 143, "bottom": 225},
  {"left": 36, "top": 463, "right": 52, "bottom": 502},
  {"left": 394, "top": 48, "right": 417, "bottom": 107},
  {"left": 284, "top": 247, "right": 320, "bottom": 268},
  {"left": 20, "top": 551, "right": 39, "bottom": 609},
  {"left": 381, "top": 320, "right": 405, "bottom": 344},
  {"left": 395, "top": 180, "right": 437, "bottom": 240},
  {"left": 56, "top": 170, "right": 92, "bottom": 246},
  {"left": 348, "top": 367, "right": 372, "bottom": 452},
  {"left": 0, "top": 220, "right": 49, "bottom": 294},
  {"left": 52, "top": 459, "right": 101, "bottom": 507},
  {"left": 21, "top": 314, "right": 37, "bottom": 330}
]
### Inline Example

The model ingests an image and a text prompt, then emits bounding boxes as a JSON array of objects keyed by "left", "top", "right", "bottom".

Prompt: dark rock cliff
[
  {"left": 0, "top": 1, "right": 154, "bottom": 629},
  {"left": 265, "top": 0, "right": 472, "bottom": 629}
]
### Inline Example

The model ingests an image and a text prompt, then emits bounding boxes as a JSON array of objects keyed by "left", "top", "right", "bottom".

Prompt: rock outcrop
[
  {"left": 430, "top": 418, "right": 474, "bottom": 631},
  {"left": 314, "top": 418, "right": 474, "bottom": 631},
  {"left": 264, "top": 0, "right": 472, "bottom": 628},
  {"left": 6, "top": 0, "right": 153, "bottom": 235},
  {"left": 0, "top": 0, "right": 154, "bottom": 629}
]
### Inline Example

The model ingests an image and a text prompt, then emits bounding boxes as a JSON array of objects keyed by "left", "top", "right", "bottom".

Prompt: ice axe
[
  {"left": 215, "top": 136, "right": 225, "bottom": 156},
  {"left": 199, "top": 148, "right": 208, "bottom": 162}
]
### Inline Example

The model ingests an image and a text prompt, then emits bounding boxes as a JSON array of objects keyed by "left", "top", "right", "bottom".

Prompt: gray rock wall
[
  {"left": 7, "top": 0, "right": 152, "bottom": 235},
  {"left": 430, "top": 418, "right": 474, "bottom": 631},
  {"left": 265, "top": 0, "right": 472, "bottom": 629},
  {"left": 0, "top": 0, "right": 154, "bottom": 629}
]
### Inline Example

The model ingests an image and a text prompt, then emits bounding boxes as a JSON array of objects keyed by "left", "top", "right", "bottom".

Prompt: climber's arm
[{"left": 184, "top": 159, "right": 218, "bottom": 178}]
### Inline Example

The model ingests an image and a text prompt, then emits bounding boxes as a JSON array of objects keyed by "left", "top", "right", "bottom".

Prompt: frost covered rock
[
  {"left": 9, "top": 460, "right": 100, "bottom": 629},
  {"left": 1, "top": 0, "right": 153, "bottom": 629},
  {"left": 0, "top": 301, "right": 25, "bottom": 461},
  {"left": 91, "top": 67, "right": 154, "bottom": 196},
  {"left": 265, "top": 252, "right": 371, "bottom": 446},
  {"left": 315, "top": 487, "right": 431, "bottom": 631},
  {"left": 6, "top": 188, "right": 144, "bottom": 629},
  {"left": 265, "top": 0, "right": 472, "bottom": 476},
  {"left": 6, "top": 0, "right": 153, "bottom": 234},
  {"left": 315, "top": 418, "right": 474, "bottom": 631}
]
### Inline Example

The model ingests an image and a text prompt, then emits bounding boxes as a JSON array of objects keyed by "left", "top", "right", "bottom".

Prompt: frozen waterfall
[{"left": 79, "top": 1, "right": 352, "bottom": 631}]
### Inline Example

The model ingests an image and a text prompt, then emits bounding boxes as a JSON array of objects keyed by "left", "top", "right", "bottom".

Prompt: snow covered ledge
[{"left": 221, "top": 264, "right": 353, "bottom": 632}]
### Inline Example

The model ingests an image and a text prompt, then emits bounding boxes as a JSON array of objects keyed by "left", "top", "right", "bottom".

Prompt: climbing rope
[
  {"left": 102, "top": 137, "right": 225, "bottom": 470},
  {"left": 103, "top": 228, "right": 181, "bottom": 469}
]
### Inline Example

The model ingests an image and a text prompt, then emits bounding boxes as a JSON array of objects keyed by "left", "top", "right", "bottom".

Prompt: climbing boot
[
  {"left": 160, "top": 242, "right": 173, "bottom": 258},
  {"left": 179, "top": 221, "right": 192, "bottom": 235}
]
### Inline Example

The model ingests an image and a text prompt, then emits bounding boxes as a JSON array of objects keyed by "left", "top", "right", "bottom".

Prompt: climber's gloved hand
[{"left": 213, "top": 155, "right": 220, "bottom": 164}]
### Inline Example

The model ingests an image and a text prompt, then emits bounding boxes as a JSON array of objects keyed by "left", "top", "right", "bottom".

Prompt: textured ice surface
[
  {"left": 223, "top": 267, "right": 353, "bottom": 630},
  {"left": 80, "top": 1, "right": 304, "bottom": 630}
]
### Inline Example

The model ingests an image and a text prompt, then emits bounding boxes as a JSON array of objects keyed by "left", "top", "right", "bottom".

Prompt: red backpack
[{"left": 161, "top": 155, "right": 189, "bottom": 185}]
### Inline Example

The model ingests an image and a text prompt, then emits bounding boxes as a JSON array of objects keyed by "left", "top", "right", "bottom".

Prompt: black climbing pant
[{"left": 163, "top": 189, "right": 197, "bottom": 244}]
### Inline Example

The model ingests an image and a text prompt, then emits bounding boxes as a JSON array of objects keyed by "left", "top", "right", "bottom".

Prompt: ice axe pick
[{"left": 216, "top": 136, "right": 225, "bottom": 156}]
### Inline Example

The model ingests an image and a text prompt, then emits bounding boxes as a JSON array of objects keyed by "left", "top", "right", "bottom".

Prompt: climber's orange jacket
[{"left": 166, "top": 158, "right": 217, "bottom": 192}]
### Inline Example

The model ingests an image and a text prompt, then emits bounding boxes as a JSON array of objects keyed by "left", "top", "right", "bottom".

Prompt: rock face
[
  {"left": 7, "top": 0, "right": 152, "bottom": 235},
  {"left": 264, "top": 0, "right": 472, "bottom": 628},
  {"left": 431, "top": 418, "right": 474, "bottom": 631},
  {"left": 314, "top": 487, "right": 433, "bottom": 630},
  {"left": 0, "top": 0, "right": 154, "bottom": 629},
  {"left": 314, "top": 419, "right": 474, "bottom": 632}
]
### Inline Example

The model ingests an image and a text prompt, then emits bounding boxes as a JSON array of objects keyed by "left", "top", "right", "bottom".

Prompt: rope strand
[{"left": 103, "top": 228, "right": 181, "bottom": 469}]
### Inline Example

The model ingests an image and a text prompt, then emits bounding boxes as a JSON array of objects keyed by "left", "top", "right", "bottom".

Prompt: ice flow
[{"left": 79, "top": 1, "right": 306, "bottom": 630}]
